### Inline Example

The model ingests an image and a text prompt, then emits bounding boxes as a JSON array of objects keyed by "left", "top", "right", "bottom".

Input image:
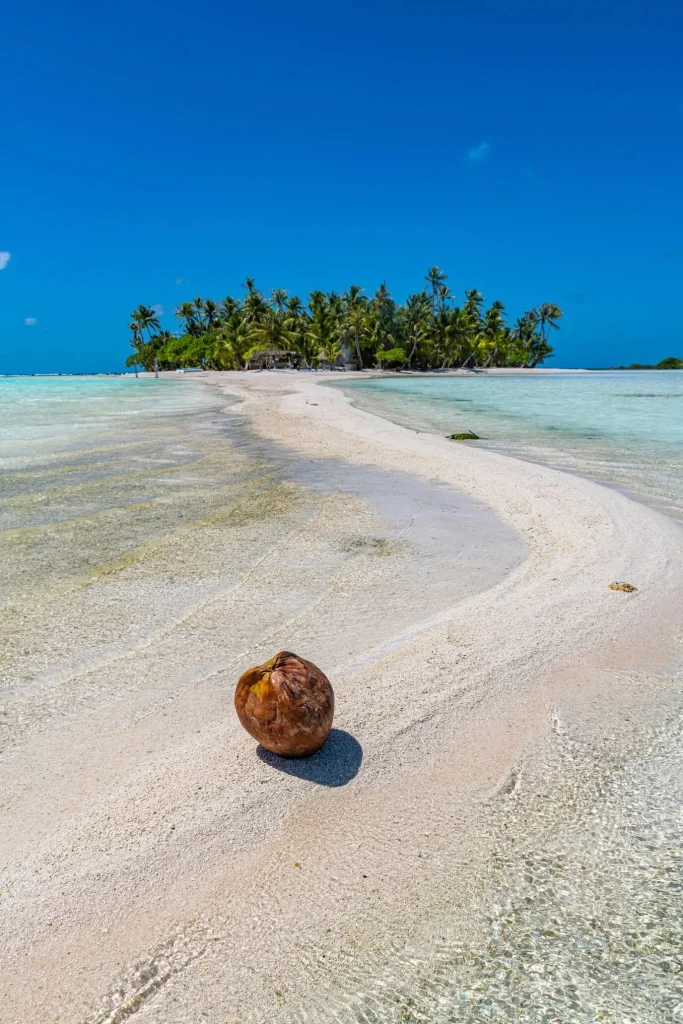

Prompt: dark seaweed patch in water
[
  {"left": 618, "top": 392, "right": 683, "bottom": 398},
  {"left": 341, "top": 536, "right": 402, "bottom": 557}
]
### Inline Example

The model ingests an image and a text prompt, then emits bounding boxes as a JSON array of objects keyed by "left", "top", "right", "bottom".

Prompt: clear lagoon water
[
  {"left": 333, "top": 371, "right": 683, "bottom": 521},
  {"left": 0, "top": 374, "right": 220, "bottom": 472},
  {"left": 0, "top": 374, "right": 520, "bottom": 745}
]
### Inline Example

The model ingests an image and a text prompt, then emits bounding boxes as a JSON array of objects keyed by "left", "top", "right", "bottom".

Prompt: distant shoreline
[
  {"left": 3, "top": 366, "right": 592, "bottom": 378},
  {"left": 5, "top": 364, "right": 683, "bottom": 378}
]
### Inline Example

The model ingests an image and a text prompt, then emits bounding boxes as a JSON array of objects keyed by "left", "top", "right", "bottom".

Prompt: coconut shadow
[{"left": 256, "top": 729, "right": 362, "bottom": 787}]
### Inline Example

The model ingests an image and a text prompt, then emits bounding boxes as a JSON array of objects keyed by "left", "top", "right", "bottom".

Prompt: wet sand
[{"left": 1, "top": 371, "right": 682, "bottom": 1023}]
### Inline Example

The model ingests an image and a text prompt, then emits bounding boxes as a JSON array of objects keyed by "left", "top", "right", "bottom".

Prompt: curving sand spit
[{"left": 1, "top": 370, "right": 682, "bottom": 1023}]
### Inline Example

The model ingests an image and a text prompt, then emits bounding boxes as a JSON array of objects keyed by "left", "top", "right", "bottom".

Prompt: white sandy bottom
[{"left": 1, "top": 371, "right": 682, "bottom": 1023}]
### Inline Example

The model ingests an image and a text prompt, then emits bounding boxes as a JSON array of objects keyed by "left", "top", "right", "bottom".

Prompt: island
[
  {"left": 124, "top": 268, "right": 563, "bottom": 373},
  {"left": 611, "top": 357, "right": 683, "bottom": 370}
]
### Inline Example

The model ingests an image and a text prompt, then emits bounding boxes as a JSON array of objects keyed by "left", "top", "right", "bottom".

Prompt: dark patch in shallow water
[{"left": 618, "top": 392, "right": 683, "bottom": 399}]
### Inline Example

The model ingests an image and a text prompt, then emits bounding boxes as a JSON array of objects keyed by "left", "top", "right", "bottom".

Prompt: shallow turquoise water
[
  {"left": 0, "top": 373, "right": 519, "bottom": 730},
  {"left": 0, "top": 375, "right": 219, "bottom": 471},
  {"left": 334, "top": 371, "right": 683, "bottom": 520}
]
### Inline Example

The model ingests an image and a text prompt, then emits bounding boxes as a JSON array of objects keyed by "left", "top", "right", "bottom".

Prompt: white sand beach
[{"left": 1, "top": 371, "right": 682, "bottom": 1023}]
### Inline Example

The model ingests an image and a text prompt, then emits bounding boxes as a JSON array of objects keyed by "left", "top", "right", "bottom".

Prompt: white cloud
[
  {"left": 174, "top": 277, "right": 184, "bottom": 285},
  {"left": 152, "top": 303, "right": 164, "bottom": 316},
  {"left": 25, "top": 317, "right": 37, "bottom": 326},
  {"left": 0, "top": 251, "right": 10, "bottom": 270},
  {"left": 465, "top": 142, "right": 491, "bottom": 162}
]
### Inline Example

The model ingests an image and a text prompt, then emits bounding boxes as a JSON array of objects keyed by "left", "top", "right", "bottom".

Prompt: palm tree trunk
[
  {"left": 407, "top": 334, "right": 419, "bottom": 367},
  {"left": 354, "top": 324, "right": 363, "bottom": 369}
]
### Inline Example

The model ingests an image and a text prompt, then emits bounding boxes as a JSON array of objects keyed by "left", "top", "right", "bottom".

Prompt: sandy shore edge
[{"left": 205, "top": 368, "right": 683, "bottom": 671}]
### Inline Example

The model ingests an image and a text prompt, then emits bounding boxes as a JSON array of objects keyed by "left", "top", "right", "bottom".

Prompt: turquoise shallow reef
[{"left": 335, "top": 371, "right": 683, "bottom": 521}]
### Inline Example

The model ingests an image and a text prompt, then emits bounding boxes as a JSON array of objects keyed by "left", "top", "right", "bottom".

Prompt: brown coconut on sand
[{"left": 235, "top": 650, "right": 334, "bottom": 757}]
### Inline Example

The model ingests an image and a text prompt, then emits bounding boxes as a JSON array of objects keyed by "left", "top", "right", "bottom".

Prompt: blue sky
[{"left": 1, "top": 0, "right": 682, "bottom": 372}]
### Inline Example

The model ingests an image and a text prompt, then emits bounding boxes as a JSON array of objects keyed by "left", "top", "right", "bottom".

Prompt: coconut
[{"left": 234, "top": 651, "right": 334, "bottom": 757}]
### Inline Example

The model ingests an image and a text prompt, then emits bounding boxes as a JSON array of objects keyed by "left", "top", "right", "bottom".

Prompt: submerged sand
[{"left": 1, "top": 371, "right": 682, "bottom": 1023}]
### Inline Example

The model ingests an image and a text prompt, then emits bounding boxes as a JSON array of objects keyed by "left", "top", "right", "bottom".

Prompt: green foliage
[
  {"left": 616, "top": 356, "right": 683, "bottom": 370},
  {"left": 126, "top": 271, "right": 563, "bottom": 372},
  {"left": 376, "top": 347, "right": 407, "bottom": 367}
]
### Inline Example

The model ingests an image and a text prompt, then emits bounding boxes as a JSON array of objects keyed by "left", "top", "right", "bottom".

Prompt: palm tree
[
  {"left": 527, "top": 303, "right": 562, "bottom": 367},
  {"left": 511, "top": 312, "right": 537, "bottom": 366},
  {"left": 192, "top": 297, "right": 206, "bottom": 330},
  {"left": 271, "top": 289, "right": 289, "bottom": 314},
  {"left": 479, "top": 300, "right": 507, "bottom": 367},
  {"left": 306, "top": 292, "right": 339, "bottom": 365},
  {"left": 463, "top": 289, "right": 484, "bottom": 323},
  {"left": 403, "top": 292, "right": 432, "bottom": 368},
  {"left": 286, "top": 295, "right": 306, "bottom": 318},
  {"left": 373, "top": 281, "right": 394, "bottom": 314},
  {"left": 459, "top": 290, "right": 485, "bottom": 367},
  {"left": 425, "top": 267, "right": 447, "bottom": 315},
  {"left": 176, "top": 301, "right": 198, "bottom": 335},
  {"left": 535, "top": 303, "right": 563, "bottom": 342},
  {"left": 152, "top": 330, "right": 175, "bottom": 369},
  {"left": 219, "top": 295, "right": 241, "bottom": 321},
  {"left": 242, "top": 282, "right": 268, "bottom": 324},
  {"left": 214, "top": 315, "right": 251, "bottom": 369},
  {"left": 131, "top": 304, "right": 161, "bottom": 340},
  {"left": 127, "top": 305, "right": 161, "bottom": 374},
  {"left": 345, "top": 304, "right": 371, "bottom": 368},
  {"left": 368, "top": 283, "right": 398, "bottom": 355},
  {"left": 341, "top": 285, "right": 367, "bottom": 369},
  {"left": 245, "top": 310, "right": 298, "bottom": 364},
  {"left": 282, "top": 295, "right": 314, "bottom": 365},
  {"left": 203, "top": 298, "right": 218, "bottom": 328},
  {"left": 126, "top": 321, "right": 143, "bottom": 376},
  {"left": 443, "top": 305, "right": 471, "bottom": 367},
  {"left": 430, "top": 305, "right": 451, "bottom": 367}
]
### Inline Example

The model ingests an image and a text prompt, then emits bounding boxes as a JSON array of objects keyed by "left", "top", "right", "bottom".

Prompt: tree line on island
[
  {"left": 126, "top": 268, "right": 563, "bottom": 373},
  {"left": 615, "top": 357, "right": 683, "bottom": 370}
]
